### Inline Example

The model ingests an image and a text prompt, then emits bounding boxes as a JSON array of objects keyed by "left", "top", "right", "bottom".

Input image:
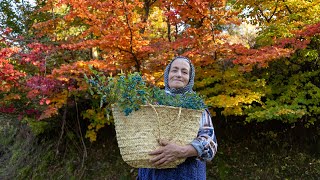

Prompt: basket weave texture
[{"left": 112, "top": 105, "right": 202, "bottom": 169}]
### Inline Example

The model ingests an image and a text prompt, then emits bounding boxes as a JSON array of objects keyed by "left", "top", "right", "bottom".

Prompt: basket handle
[
  {"left": 148, "top": 103, "right": 161, "bottom": 141},
  {"left": 167, "top": 107, "right": 181, "bottom": 141},
  {"left": 148, "top": 104, "right": 182, "bottom": 143}
]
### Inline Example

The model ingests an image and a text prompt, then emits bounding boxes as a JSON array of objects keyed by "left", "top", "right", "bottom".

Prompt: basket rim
[{"left": 112, "top": 104, "right": 204, "bottom": 113}]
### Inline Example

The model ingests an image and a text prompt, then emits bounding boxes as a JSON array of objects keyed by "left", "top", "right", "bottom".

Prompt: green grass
[
  {"left": 1, "top": 114, "right": 320, "bottom": 179},
  {"left": 207, "top": 140, "right": 320, "bottom": 179}
]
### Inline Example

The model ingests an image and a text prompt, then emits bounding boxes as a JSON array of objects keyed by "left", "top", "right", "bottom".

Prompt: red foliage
[
  {"left": 230, "top": 22, "right": 320, "bottom": 70},
  {"left": 295, "top": 22, "right": 320, "bottom": 37},
  {"left": 19, "top": 43, "right": 56, "bottom": 72},
  {"left": 26, "top": 76, "right": 63, "bottom": 98},
  {"left": 17, "top": 108, "right": 41, "bottom": 120},
  {"left": 0, "top": 104, "right": 16, "bottom": 114},
  {"left": 0, "top": 47, "right": 26, "bottom": 92}
]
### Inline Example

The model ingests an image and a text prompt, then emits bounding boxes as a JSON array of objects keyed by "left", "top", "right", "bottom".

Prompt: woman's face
[{"left": 168, "top": 58, "right": 190, "bottom": 89}]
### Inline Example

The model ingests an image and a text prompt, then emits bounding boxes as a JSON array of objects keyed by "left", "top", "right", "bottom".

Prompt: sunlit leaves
[
  {"left": 82, "top": 108, "right": 111, "bottom": 142},
  {"left": 243, "top": 34, "right": 320, "bottom": 125},
  {"left": 0, "top": 45, "right": 26, "bottom": 100},
  {"left": 229, "top": 22, "right": 320, "bottom": 71},
  {"left": 199, "top": 67, "right": 268, "bottom": 116},
  {"left": 236, "top": 0, "right": 320, "bottom": 46}
]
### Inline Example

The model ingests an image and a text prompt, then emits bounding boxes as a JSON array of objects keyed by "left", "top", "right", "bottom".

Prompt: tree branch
[
  {"left": 282, "top": 0, "right": 292, "bottom": 14},
  {"left": 141, "top": 0, "right": 157, "bottom": 33},
  {"left": 122, "top": 0, "right": 140, "bottom": 71},
  {"left": 269, "top": 1, "right": 279, "bottom": 22},
  {"left": 165, "top": 5, "right": 171, "bottom": 42},
  {"left": 255, "top": 1, "right": 279, "bottom": 23}
]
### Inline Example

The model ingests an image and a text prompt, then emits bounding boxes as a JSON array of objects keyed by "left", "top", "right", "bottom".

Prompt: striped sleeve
[{"left": 190, "top": 109, "right": 218, "bottom": 161}]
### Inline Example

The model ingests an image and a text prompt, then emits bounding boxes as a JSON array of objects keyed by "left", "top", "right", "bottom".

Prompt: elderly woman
[{"left": 138, "top": 56, "right": 218, "bottom": 179}]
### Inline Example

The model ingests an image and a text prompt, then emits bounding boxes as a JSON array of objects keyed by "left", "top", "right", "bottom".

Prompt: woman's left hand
[{"left": 149, "top": 139, "right": 184, "bottom": 167}]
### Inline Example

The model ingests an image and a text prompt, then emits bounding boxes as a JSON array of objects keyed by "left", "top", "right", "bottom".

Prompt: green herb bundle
[{"left": 85, "top": 69, "right": 206, "bottom": 116}]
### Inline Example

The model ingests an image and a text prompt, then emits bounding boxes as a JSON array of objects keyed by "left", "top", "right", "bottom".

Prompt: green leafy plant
[{"left": 84, "top": 68, "right": 206, "bottom": 117}]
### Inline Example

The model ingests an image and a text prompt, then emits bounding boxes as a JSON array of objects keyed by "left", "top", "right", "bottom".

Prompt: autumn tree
[
  {"left": 0, "top": 29, "right": 26, "bottom": 113},
  {"left": 1, "top": 0, "right": 319, "bottom": 141},
  {"left": 236, "top": 0, "right": 320, "bottom": 45},
  {"left": 16, "top": 0, "right": 242, "bottom": 140},
  {"left": 243, "top": 23, "right": 320, "bottom": 125},
  {"left": 212, "top": 0, "right": 320, "bottom": 125},
  {"left": 194, "top": 0, "right": 320, "bottom": 125}
]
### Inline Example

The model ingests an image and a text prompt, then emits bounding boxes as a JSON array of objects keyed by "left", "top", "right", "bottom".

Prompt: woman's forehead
[{"left": 170, "top": 59, "right": 190, "bottom": 70}]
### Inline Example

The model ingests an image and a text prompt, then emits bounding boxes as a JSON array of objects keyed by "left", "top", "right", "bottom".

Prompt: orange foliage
[
  {"left": 4, "top": 0, "right": 318, "bottom": 140},
  {"left": 34, "top": 0, "right": 239, "bottom": 76},
  {"left": 0, "top": 47, "right": 26, "bottom": 93},
  {"left": 228, "top": 22, "right": 320, "bottom": 71}
]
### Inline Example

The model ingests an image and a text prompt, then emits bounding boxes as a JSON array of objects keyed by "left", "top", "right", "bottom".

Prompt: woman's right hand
[{"left": 149, "top": 139, "right": 197, "bottom": 167}]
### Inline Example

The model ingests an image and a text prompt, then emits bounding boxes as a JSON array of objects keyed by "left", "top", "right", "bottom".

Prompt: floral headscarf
[{"left": 164, "top": 56, "right": 195, "bottom": 95}]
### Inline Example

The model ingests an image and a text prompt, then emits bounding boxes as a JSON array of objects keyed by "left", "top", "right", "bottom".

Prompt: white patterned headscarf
[{"left": 164, "top": 56, "right": 195, "bottom": 95}]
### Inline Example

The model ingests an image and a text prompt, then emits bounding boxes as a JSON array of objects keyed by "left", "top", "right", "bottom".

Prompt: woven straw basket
[{"left": 112, "top": 105, "right": 202, "bottom": 169}]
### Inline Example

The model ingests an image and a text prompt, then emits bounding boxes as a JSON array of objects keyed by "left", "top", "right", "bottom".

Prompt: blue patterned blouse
[{"left": 138, "top": 109, "right": 218, "bottom": 180}]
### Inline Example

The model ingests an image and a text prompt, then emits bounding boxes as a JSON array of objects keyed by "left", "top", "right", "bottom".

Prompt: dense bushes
[{"left": 1, "top": 114, "right": 319, "bottom": 179}]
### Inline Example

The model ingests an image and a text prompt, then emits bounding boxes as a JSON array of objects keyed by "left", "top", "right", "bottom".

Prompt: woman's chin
[{"left": 170, "top": 85, "right": 185, "bottom": 89}]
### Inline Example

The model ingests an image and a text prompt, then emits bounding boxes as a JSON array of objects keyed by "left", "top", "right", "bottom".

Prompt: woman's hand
[{"left": 149, "top": 139, "right": 198, "bottom": 167}]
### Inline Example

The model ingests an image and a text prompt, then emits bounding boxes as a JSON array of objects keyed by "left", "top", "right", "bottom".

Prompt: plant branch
[
  {"left": 56, "top": 101, "right": 68, "bottom": 156},
  {"left": 75, "top": 97, "right": 87, "bottom": 168}
]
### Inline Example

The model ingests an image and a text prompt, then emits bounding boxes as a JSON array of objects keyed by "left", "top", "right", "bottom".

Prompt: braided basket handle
[{"left": 148, "top": 104, "right": 182, "bottom": 143}]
